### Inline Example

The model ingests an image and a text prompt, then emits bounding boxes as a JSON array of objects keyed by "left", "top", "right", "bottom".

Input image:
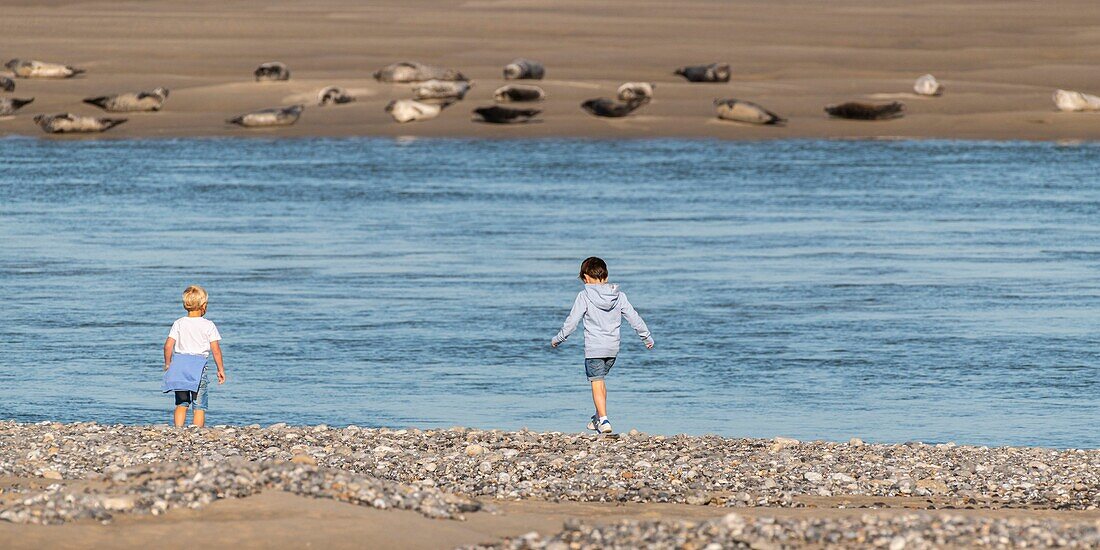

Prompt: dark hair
[{"left": 579, "top": 256, "right": 608, "bottom": 281}]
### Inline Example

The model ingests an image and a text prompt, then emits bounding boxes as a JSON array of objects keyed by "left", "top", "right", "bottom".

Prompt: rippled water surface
[{"left": 1, "top": 138, "right": 1097, "bottom": 447}]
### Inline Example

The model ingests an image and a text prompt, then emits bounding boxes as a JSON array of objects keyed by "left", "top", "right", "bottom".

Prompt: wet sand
[{"left": 3, "top": 0, "right": 1100, "bottom": 140}]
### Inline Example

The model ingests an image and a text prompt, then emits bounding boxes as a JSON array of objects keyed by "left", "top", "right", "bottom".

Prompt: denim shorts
[
  {"left": 174, "top": 371, "right": 209, "bottom": 411},
  {"left": 585, "top": 357, "right": 616, "bottom": 382}
]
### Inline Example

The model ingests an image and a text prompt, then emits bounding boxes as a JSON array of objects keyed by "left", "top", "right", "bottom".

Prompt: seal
[
  {"left": 824, "top": 101, "right": 905, "bottom": 120},
  {"left": 0, "top": 97, "right": 34, "bottom": 116},
  {"left": 617, "top": 82, "right": 655, "bottom": 102},
  {"left": 227, "top": 105, "right": 304, "bottom": 127},
  {"left": 384, "top": 99, "right": 448, "bottom": 123},
  {"left": 673, "top": 63, "right": 730, "bottom": 83},
  {"left": 473, "top": 105, "right": 540, "bottom": 124},
  {"left": 493, "top": 84, "right": 545, "bottom": 102},
  {"left": 1053, "top": 89, "right": 1100, "bottom": 112},
  {"left": 318, "top": 86, "right": 355, "bottom": 106},
  {"left": 374, "top": 62, "right": 466, "bottom": 83},
  {"left": 412, "top": 80, "right": 472, "bottom": 102},
  {"left": 83, "top": 88, "right": 169, "bottom": 112},
  {"left": 6, "top": 59, "right": 84, "bottom": 79},
  {"left": 34, "top": 113, "right": 127, "bottom": 133},
  {"left": 714, "top": 98, "right": 785, "bottom": 125},
  {"left": 503, "top": 58, "right": 544, "bottom": 80},
  {"left": 0, "top": 76, "right": 14, "bottom": 92},
  {"left": 254, "top": 62, "right": 290, "bottom": 82},
  {"left": 581, "top": 97, "right": 648, "bottom": 118},
  {"left": 913, "top": 74, "right": 944, "bottom": 96}
]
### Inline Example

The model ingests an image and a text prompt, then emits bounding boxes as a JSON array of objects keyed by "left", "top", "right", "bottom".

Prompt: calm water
[{"left": 0, "top": 137, "right": 1097, "bottom": 448}]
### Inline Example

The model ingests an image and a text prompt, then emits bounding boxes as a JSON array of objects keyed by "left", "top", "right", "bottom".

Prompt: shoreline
[
  {"left": 1, "top": 421, "right": 1097, "bottom": 548},
  {"left": 6, "top": 133, "right": 1100, "bottom": 145},
  {"left": 4, "top": 0, "right": 1100, "bottom": 141}
]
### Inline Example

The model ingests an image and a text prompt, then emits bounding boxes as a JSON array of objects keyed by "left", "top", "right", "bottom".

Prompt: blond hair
[{"left": 182, "top": 285, "right": 208, "bottom": 312}]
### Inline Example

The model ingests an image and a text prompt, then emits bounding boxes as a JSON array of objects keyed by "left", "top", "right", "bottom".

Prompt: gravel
[
  {"left": 1, "top": 420, "right": 1097, "bottom": 528},
  {"left": 464, "top": 513, "right": 1100, "bottom": 549},
  {"left": 0, "top": 457, "right": 480, "bottom": 524}
]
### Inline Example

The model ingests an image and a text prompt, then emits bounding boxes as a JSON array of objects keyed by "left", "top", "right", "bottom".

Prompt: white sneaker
[
  {"left": 598, "top": 419, "right": 613, "bottom": 434},
  {"left": 587, "top": 415, "right": 598, "bottom": 431}
]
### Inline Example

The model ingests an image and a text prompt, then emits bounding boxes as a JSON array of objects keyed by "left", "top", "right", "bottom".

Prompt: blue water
[{"left": 0, "top": 137, "right": 1097, "bottom": 448}]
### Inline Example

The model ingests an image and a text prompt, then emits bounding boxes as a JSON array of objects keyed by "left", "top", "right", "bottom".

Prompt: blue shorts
[
  {"left": 174, "top": 371, "right": 209, "bottom": 411},
  {"left": 585, "top": 357, "right": 616, "bottom": 382}
]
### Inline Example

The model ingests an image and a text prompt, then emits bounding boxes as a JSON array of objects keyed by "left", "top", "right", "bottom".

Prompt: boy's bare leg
[
  {"left": 591, "top": 380, "right": 608, "bottom": 418},
  {"left": 173, "top": 406, "right": 187, "bottom": 427},
  {"left": 193, "top": 410, "right": 205, "bottom": 428}
]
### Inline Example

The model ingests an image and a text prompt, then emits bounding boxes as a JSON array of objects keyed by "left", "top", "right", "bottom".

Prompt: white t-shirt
[{"left": 168, "top": 316, "right": 222, "bottom": 358}]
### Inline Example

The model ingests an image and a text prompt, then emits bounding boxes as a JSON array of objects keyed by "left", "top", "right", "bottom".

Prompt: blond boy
[{"left": 163, "top": 285, "right": 225, "bottom": 427}]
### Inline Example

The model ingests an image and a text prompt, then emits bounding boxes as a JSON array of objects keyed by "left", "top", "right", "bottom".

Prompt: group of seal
[
  {"left": 374, "top": 58, "right": 546, "bottom": 124},
  {"left": 6, "top": 55, "right": 1098, "bottom": 133},
  {"left": 2, "top": 58, "right": 134, "bottom": 132},
  {"left": 0, "top": 57, "right": 359, "bottom": 132},
  {"left": 378, "top": 61, "right": 469, "bottom": 123},
  {"left": 474, "top": 58, "right": 544, "bottom": 123}
]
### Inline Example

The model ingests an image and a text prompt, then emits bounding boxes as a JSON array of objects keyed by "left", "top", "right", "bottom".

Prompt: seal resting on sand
[
  {"left": 6, "top": 59, "right": 84, "bottom": 79},
  {"left": 494, "top": 84, "right": 545, "bottom": 103},
  {"left": 473, "top": 105, "right": 540, "bottom": 124},
  {"left": 318, "top": 86, "right": 355, "bottom": 106},
  {"left": 384, "top": 99, "right": 450, "bottom": 123},
  {"left": 254, "top": 62, "right": 290, "bottom": 82},
  {"left": 913, "top": 74, "right": 943, "bottom": 96},
  {"left": 503, "top": 58, "right": 544, "bottom": 80},
  {"left": 674, "top": 63, "right": 730, "bottom": 83},
  {"left": 714, "top": 98, "right": 785, "bottom": 125},
  {"left": 581, "top": 97, "right": 648, "bottom": 118},
  {"left": 824, "top": 101, "right": 905, "bottom": 120},
  {"left": 412, "top": 80, "right": 472, "bottom": 102},
  {"left": 227, "top": 105, "right": 304, "bottom": 128},
  {"left": 0, "top": 97, "right": 34, "bottom": 116},
  {"left": 83, "top": 88, "right": 169, "bottom": 112},
  {"left": 0, "top": 76, "right": 14, "bottom": 92},
  {"left": 374, "top": 62, "right": 467, "bottom": 83},
  {"left": 617, "top": 82, "right": 655, "bottom": 102},
  {"left": 34, "top": 113, "right": 126, "bottom": 133},
  {"left": 1053, "top": 89, "right": 1100, "bottom": 112}
]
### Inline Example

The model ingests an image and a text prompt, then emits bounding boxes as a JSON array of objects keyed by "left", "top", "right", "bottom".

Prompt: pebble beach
[{"left": 2, "top": 421, "right": 1097, "bottom": 548}]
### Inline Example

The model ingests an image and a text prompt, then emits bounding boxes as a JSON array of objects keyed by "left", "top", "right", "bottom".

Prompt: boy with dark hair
[{"left": 551, "top": 257, "right": 653, "bottom": 433}]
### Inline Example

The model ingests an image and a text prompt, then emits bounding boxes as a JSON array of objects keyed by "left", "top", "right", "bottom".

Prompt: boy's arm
[
  {"left": 210, "top": 340, "right": 226, "bottom": 384},
  {"left": 620, "top": 293, "right": 654, "bottom": 349},
  {"left": 551, "top": 293, "right": 586, "bottom": 348},
  {"left": 163, "top": 338, "right": 175, "bottom": 370}
]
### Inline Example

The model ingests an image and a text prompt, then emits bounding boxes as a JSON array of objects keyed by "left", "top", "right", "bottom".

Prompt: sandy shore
[{"left": 4, "top": 0, "right": 1100, "bottom": 140}]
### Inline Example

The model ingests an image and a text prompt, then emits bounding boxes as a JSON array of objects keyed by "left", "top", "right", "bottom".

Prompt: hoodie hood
[{"left": 584, "top": 283, "right": 620, "bottom": 311}]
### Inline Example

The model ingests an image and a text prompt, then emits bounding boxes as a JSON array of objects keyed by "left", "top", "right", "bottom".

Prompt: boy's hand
[
  {"left": 646, "top": 341, "right": 654, "bottom": 350},
  {"left": 550, "top": 340, "right": 559, "bottom": 348},
  {"left": 217, "top": 370, "right": 226, "bottom": 384},
  {"left": 163, "top": 363, "right": 170, "bottom": 371}
]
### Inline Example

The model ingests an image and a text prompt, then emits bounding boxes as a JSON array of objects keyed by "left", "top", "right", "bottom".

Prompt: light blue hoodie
[{"left": 552, "top": 283, "right": 653, "bottom": 358}]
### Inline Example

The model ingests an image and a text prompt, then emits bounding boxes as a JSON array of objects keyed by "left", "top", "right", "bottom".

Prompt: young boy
[
  {"left": 163, "top": 285, "right": 225, "bottom": 427},
  {"left": 551, "top": 257, "right": 653, "bottom": 434}
]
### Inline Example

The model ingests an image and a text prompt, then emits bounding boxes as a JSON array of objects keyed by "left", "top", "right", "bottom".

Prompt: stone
[
  {"left": 803, "top": 472, "right": 823, "bottom": 483},
  {"left": 916, "top": 478, "right": 948, "bottom": 494},
  {"left": 41, "top": 470, "right": 62, "bottom": 480},
  {"left": 291, "top": 454, "right": 317, "bottom": 466},
  {"left": 770, "top": 437, "right": 800, "bottom": 452},
  {"left": 465, "top": 444, "right": 484, "bottom": 457},
  {"left": 100, "top": 495, "right": 137, "bottom": 511}
]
